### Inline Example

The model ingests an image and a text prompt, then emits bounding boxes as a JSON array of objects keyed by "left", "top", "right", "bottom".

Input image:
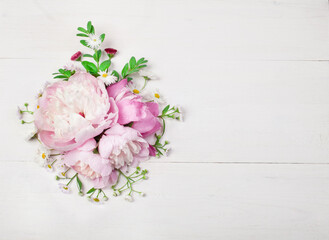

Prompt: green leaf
[
  {"left": 81, "top": 61, "right": 98, "bottom": 73},
  {"left": 129, "top": 56, "right": 136, "bottom": 69},
  {"left": 86, "top": 187, "right": 96, "bottom": 194},
  {"left": 76, "top": 33, "right": 89, "bottom": 37},
  {"left": 94, "top": 49, "right": 101, "bottom": 62},
  {"left": 162, "top": 105, "right": 170, "bottom": 115},
  {"left": 54, "top": 75, "right": 67, "bottom": 79},
  {"left": 111, "top": 70, "right": 120, "bottom": 79},
  {"left": 80, "top": 40, "right": 89, "bottom": 47},
  {"left": 99, "top": 59, "right": 111, "bottom": 71},
  {"left": 136, "top": 57, "right": 145, "bottom": 65},
  {"left": 121, "top": 63, "right": 129, "bottom": 77},
  {"left": 90, "top": 25, "right": 95, "bottom": 34},
  {"left": 136, "top": 65, "right": 147, "bottom": 70},
  {"left": 127, "top": 77, "right": 133, "bottom": 82},
  {"left": 87, "top": 21, "right": 92, "bottom": 33},
  {"left": 83, "top": 54, "right": 93, "bottom": 58},
  {"left": 77, "top": 27, "right": 88, "bottom": 34},
  {"left": 100, "top": 33, "right": 105, "bottom": 42},
  {"left": 76, "top": 176, "right": 82, "bottom": 191}
]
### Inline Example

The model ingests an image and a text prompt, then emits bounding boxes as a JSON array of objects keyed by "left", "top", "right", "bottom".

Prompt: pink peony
[
  {"left": 107, "top": 79, "right": 161, "bottom": 137},
  {"left": 63, "top": 139, "right": 118, "bottom": 188},
  {"left": 34, "top": 72, "right": 118, "bottom": 151},
  {"left": 98, "top": 124, "right": 150, "bottom": 168}
]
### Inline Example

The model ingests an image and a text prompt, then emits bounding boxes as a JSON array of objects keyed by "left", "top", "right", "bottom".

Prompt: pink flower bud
[
  {"left": 71, "top": 51, "right": 82, "bottom": 61},
  {"left": 104, "top": 48, "right": 117, "bottom": 56}
]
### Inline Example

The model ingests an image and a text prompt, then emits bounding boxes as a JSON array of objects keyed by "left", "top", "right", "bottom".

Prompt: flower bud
[
  {"left": 104, "top": 48, "right": 117, "bottom": 57},
  {"left": 70, "top": 51, "right": 82, "bottom": 61}
]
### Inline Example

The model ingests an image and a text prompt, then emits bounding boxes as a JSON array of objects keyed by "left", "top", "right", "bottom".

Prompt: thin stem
[{"left": 66, "top": 173, "right": 78, "bottom": 186}]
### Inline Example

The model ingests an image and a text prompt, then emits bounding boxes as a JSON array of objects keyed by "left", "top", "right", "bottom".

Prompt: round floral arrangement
[{"left": 18, "top": 21, "right": 182, "bottom": 203}]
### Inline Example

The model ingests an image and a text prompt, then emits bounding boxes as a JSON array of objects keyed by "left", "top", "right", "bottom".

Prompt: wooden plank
[
  {"left": 0, "top": 0, "right": 328, "bottom": 60},
  {"left": 3, "top": 59, "right": 329, "bottom": 163},
  {"left": 0, "top": 162, "right": 329, "bottom": 240}
]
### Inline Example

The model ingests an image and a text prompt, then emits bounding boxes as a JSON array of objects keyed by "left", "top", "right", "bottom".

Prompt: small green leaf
[
  {"left": 99, "top": 59, "right": 111, "bottom": 71},
  {"left": 121, "top": 63, "right": 129, "bottom": 77},
  {"left": 77, "top": 33, "right": 89, "bottom": 37},
  {"left": 80, "top": 40, "right": 89, "bottom": 47},
  {"left": 111, "top": 70, "right": 120, "bottom": 79},
  {"left": 129, "top": 56, "right": 136, "bottom": 69},
  {"left": 77, "top": 27, "right": 88, "bottom": 34},
  {"left": 127, "top": 77, "right": 133, "bottom": 82},
  {"left": 87, "top": 21, "right": 92, "bottom": 33},
  {"left": 162, "top": 105, "right": 170, "bottom": 115},
  {"left": 86, "top": 188, "right": 96, "bottom": 194},
  {"left": 54, "top": 75, "right": 67, "bottom": 79},
  {"left": 82, "top": 61, "right": 98, "bottom": 73},
  {"left": 76, "top": 176, "right": 82, "bottom": 191},
  {"left": 83, "top": 54, "right": 93, "bottom": 58},
  {"left": 136, "top": 64, "right": 147, "bottom": 69},
  {"left": 90, "top": 25, "right": 95, "bottom": 34},
  {"left": 136, "top": 57, "right": 145, "bottom": 65},
  {"left": 100, "top": 33, "right": 105, "bottom": 42}
]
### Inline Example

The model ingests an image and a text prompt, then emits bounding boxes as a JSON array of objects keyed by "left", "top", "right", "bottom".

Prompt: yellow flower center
[
  {"left": 93, "top": 39, "right": 97, "bottom": 42},
  {"left": 63, "top": 186, "right": 68, "bottom": 190},
  {"left": 61, "top": 172, "right": 65, "bottom": 177},
  {"left": 42, "top": 153, "right": 46, "bottom": 159},
  {"left": 37, "top": 105, "right": 40, "bottom": 109},
  {"left": 154, "top": 93, "right": 160, "bottom": 99},
  {"left": 133, "top": 89, "right": 140, "bottom": 94},
  {"left": 102, "top": 73, "right": 108, "bottom": 78},
  {"left": 47, "top": 164, "right": 52, "bottom": 169},
  {"left": 93, "top": 198, "right": 100, "bottom": 202}
]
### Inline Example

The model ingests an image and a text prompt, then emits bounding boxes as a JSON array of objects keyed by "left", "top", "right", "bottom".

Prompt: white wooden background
[{"left": 0, "top": 0, "right": 329, "bottom": 239}]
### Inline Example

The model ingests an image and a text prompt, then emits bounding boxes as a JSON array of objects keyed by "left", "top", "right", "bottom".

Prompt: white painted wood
[
  {"left": 0, "top": 0, "right": 329, "bottom": 239},
  {"left": 1, "top": 162, "right": 329, "bottom": 240},
  {"left": 0, "top": 0, "right": 328, "bottom": 60}
]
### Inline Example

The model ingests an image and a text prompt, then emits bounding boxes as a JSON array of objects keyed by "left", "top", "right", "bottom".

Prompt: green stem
[{"left": 66, "top": 173, "right": 78, "bottom": 186}]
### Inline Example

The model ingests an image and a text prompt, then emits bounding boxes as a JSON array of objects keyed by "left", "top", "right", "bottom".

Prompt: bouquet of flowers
[{"left": 18, "top": 21, "right": 182, "bottom": 203}]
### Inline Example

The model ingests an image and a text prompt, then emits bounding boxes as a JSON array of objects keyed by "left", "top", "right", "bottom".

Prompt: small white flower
[
  {"left": 34, "top": 145, "right": 51, "bottom": 167},
  {"left": 125, "top": 195, "right": 133, "bottom": 202},
  {"left": 103, "top": 196, "right": 109, "bottom": 201},
  {"left": 87, "top": 34, "right": 101, "bottom": 49},
  {"left": 139, "top": 69, "right": 155, "bottom": 80},
  {"left": 25, "top": 123, "right": 38, "bottom": 141},
  {"left": 58, "top": 183, "right": 70, "bottom": 194},
  {"left": 164, "top": 147, "right": 171, "bottom": 157},
  {"left": 128, "top": 81, "right": 143, "bottom": 94},
  {"left": 176, "top": 105, "right": 183, "bottom": 122},
  {"left": 98, "top": 71, "right": 117, "bottom": 85},
  {"left": 91, "top": 197, "right": 103, "bottom": 204},
  {"left": 63, "top": 61, "right": 84, "bottom": 72},
  {"left": 17, "top": 106, "right": 23, "bottom": 120},
  {"left": 142, "top": 89, "right": 166, "bottom": 106}
]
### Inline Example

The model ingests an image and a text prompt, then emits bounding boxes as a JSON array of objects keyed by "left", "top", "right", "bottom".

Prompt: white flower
[
  {"left": 103, "top": 196, "right": 109, "bottom": 201},
  {"left": 63, "top": 61, "right": 84, "bottom": 72},
  {"left": 176, "top": 105, "right": 183, "bottom": 122},
  {"left": 142, "top": 89, "right": 166, "bottom": 106},
  {"left": 34, "top": 145, "right": 51, "bottom": 167},
  {"left": 98, "top": 71, "right": 117, "bottom": 85},
  {"left": 25, "top": 123, "right": 38, "bottom": 141},
  {"left": 139, "top": 69, "right": 155, "bottom": 80},
  {"left": 17, "top": 106, "right": 23, "bottom": 120},
  {"left": 128, "top": 80, "right": 144, "bottom": 94},
  {"left": 113, "top": 191, "right": 120, "bottom": 197},
  {"left": 58, "top": 183, "right": 70, "bottom": 194},
  {"left": 164, "top": 147, "right": 171, "bottom": 157},
  {"left": 125, "top": 195, "right": 133, "bottom": 202},
  {"left": 87, "top": 34, "right": 101, "bottom": 49},
  {"left": 91, "top": 197, "right": 103, "bottom": 204}
]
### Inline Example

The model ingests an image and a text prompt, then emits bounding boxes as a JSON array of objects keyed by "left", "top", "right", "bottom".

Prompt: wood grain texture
[{"left": 0, "top": 0, "right": 328, "bottom": 239}]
